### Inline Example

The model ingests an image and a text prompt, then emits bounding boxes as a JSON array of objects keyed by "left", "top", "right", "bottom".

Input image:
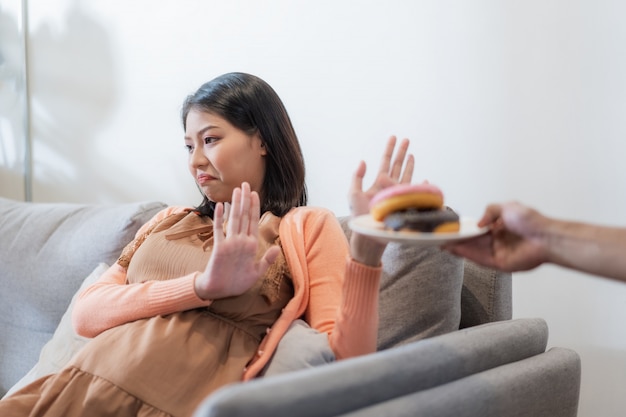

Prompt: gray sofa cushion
[
  {"left": 261, "top": 319, "right": 335, "bottom": 377},
  {"left": 0, "top": 198, "right": 167, "bottom": 395},
  {"left": 460, "top": 260, "right": 512, "bottom": 329},
  {"left": 338, "top": 216, "right": 464, "bottom": 350},
  {"left": 378, "top": 242, "right": 463, "bottom": 348}
]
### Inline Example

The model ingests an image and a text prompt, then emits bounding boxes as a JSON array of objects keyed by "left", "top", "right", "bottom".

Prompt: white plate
[{"left": 348, "top": 214, "right": 488, "bottom": 245}]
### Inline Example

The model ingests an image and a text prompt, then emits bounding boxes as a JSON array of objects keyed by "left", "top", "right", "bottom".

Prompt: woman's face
[{"left": 184, "top": 109, "right": 267, "bottom": 203}]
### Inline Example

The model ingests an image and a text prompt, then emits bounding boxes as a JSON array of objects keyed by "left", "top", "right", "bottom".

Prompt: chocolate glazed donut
[{"left": 383, "top": 207, "right": 460, "bottom": 233}]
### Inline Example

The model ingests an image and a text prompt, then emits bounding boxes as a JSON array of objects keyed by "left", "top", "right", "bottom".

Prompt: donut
[
  {"left": 369, "top": 183, "right": 460, "bottom": 234},
  {"left": 383, "top": 207, "right": 460, "bottom": 233},
  {"left": 369, "top": 183, "right": 444, "bottom": 222}
]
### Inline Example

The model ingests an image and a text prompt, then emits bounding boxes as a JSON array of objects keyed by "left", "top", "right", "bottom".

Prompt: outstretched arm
[
  {"left": 330, "top": 135, "right": 415, "bottom": 358},
  {"left": 445, "top": 201, "right": 626, "bottom": 283},
  {"left": 348, "top": 135, "right": 414, "bottom": 265}
]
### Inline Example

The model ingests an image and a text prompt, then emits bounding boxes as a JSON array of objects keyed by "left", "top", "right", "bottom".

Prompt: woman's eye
[
  {"left": 204, "top": 136, "right": 218, "bottom": 145},
  {"left": 184, "top": 144, "right": 193, "bottom": 153}
]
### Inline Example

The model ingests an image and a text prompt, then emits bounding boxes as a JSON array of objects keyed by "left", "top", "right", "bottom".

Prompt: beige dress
[{"left": 1, "top": 211, "right": 293, "bottom": 417}]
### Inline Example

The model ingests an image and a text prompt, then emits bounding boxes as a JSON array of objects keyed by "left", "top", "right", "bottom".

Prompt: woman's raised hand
[
  {"left": 194, "top": 182, "right": 281, "bottom": 300},
  {"left": 348, "top": 136, "right": 414, "bottom": 265},
  {"left": 349, "top": 136, "right": 414, "bottom": 217}
]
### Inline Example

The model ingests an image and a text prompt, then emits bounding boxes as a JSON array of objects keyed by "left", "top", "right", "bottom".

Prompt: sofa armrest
[
  {"left": 337, "top": 347, "right": 580, "bottom": 417},
  {"left": 193, "top": 318, "right": 555, "bottom": 417}
]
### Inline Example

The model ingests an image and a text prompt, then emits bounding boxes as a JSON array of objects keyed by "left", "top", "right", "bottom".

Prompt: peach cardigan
[{"left": 72, "top": 206, "right": 381, "bottom": 380}]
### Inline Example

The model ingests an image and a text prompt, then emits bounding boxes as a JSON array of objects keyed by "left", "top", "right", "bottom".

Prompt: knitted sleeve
[
  {"left": 285, "top": 208, "right": 382, "bottom": 359},
  {"left": 72, "top": 206, "right": 212, "bottom": 338}
]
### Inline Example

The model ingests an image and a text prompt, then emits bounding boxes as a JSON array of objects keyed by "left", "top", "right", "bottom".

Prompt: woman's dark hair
[{"left": 181, "top": 72, "right": 307, "bottom": 218}]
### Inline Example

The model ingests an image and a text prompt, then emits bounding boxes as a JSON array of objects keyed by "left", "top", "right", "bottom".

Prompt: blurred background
[{"left": 1, "top": 1, "right": 625, "bottom": 415}]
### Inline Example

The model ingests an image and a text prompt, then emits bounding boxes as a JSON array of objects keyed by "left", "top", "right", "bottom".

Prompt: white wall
[
  {"left": 1, "top": 1, "right": 626, "bottom": 415},
  {"left": 0, "top": 0, "right": 27, "bottom": 200}
]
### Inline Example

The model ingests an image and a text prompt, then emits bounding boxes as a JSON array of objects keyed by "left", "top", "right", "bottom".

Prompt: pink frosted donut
[{"left": 369, "top": 183, "right": 444, "bottom": 222}]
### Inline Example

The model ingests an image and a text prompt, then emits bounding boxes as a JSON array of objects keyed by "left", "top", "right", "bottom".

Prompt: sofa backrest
[{"left": 0, "top": 198, "right": 167, "bottom": 396}]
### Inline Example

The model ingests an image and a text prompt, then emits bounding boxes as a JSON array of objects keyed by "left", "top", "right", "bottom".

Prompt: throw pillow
[{"left": 261, "top": 320, "right": 335, "bottom": 377}]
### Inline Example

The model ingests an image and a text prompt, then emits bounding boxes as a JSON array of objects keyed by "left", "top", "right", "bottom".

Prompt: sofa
[{"left": 0, "top": 197, "right": 581, "bottom": 416}]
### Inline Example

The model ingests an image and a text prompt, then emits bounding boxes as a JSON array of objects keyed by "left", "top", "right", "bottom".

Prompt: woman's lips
[{"left": 197, "top": 174, "right": 214, "bottom": 185}]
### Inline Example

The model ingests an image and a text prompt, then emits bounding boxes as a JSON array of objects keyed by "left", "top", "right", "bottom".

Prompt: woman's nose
[{"left": 190, "top": 147, "right": 209, "bottom": 168}]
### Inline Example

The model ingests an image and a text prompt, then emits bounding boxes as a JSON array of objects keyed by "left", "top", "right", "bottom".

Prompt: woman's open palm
[
  {"left": 194, "top": 182, "right": 281, "bottom": 300},
  {"left": 349, "top": 135, "right": 414, "bottom": 218}
]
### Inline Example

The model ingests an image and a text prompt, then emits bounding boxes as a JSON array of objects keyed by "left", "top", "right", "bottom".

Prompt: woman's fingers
[
  {"left": 238, "top": 182, "right": 251, "bottom": 235},
  {"left": 400, "top": 153, "right": 415, "bottom": 183},
  {"left": 377, "top": 136, "right": 413, "bottom": 183},
  {"left": 389, "top": 137, "right": 410, "bottom": 180},
  {"left": 248, "top": 189, "right": 261, "bottom": 238},
  {"left": 223, "top": 202, "right": 231, "bottom": 225},
  {"left": 259, "top": 245, "right": 281, "bottom": 273},
  {"left": 213, "top": 202, "right": 225, "bottom": 243},
  {"left": 377, "top": 135, "right": 397, "bottom": 176},
  {"left": 227, "top": 187, "right": 242, "bottom": 236},
  {"left": 351, "top": 160, "right": 366, "bottom": 194},
  {"left": 224, "top": 182, "right": 260, "bottom": 237}
]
